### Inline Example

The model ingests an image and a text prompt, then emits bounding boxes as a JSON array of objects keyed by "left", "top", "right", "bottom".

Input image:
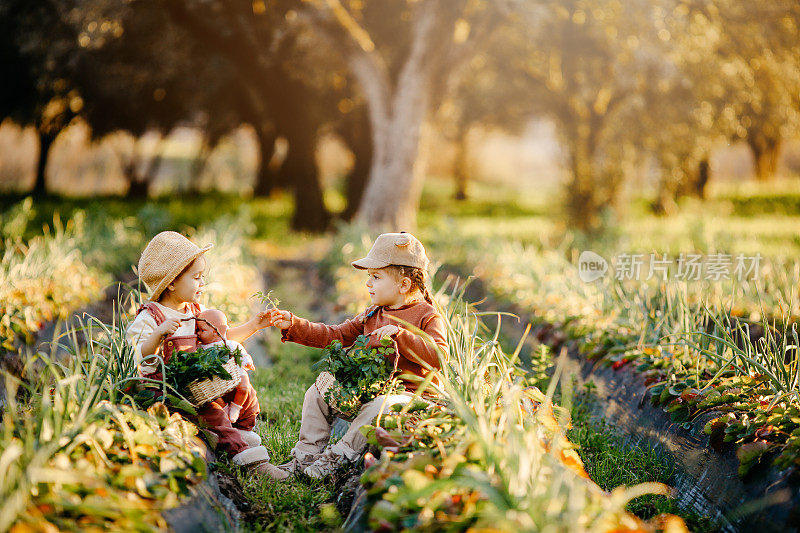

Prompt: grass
[
  {"left": 0, "top": 192, "right": 299, "bottom": 246},
  {"left": 569, "top": 387, "right": 719, "bottom": 533},
  {"left": 229, "top": 263, "right": 342, "bottom": 532},
  {"left": 485, "top": 311, "right": 707, "bottom": 529}
]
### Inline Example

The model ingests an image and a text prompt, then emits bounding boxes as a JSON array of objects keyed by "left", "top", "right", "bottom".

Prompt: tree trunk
[
  {"left": 253, "top": 125, "right": 279, "bottom": 197},
  {"left": 33, "top": 131, "right": 55, "bottom": 198},
  {"left": 342, "top": 143, "right": 371, "bottom": 221},
  {"left": 340, "top": 107, "right": 372, "bottom": 221},
  {"left": 748, "top": 133, "right": 781, "bottom": 181},
  {"left": 126, "top": 177, "right": 149, "bottom": 199},
  {"left": 453, "top": 126, "right": 469, "bottom": 201},
  {"left": 355, "top": 94, "right": 430, "bottom": 230},
  {"left": 352, "top": 3, "right": 440, "bottom": 230},
  {"left": 694, "top": 158, "right": 710, "bottom": 199},
  {"left": 564, "top": 131, "right": 602, "bottom": 234},
  {"left": 279, "top": 124, "right": 330, "bottom": 232},
  {"left": 124, "top": 146, "right": 163, "bottom": 199},
  {"left": 187, "top": 140, "right": 211, "bottom": 195}
]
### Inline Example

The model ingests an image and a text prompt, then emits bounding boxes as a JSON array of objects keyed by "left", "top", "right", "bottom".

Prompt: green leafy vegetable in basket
[
  {"left": 166, "top": 344, "right": 243, "bottom": 395},
  {"left": 313, "top": 335, "right": 400, "bottom": 416}
]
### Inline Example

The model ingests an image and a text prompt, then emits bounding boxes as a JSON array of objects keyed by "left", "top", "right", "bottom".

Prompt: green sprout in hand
[{"left": 252, "top": 290, "right": 281, "bottom": 310}]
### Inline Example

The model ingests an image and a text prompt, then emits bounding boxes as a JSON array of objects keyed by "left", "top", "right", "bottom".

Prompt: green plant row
[
  {"left": 438, "top": 235, "right": 800, "bottom": 479},
  {"left": 0, "top": 199, "right": 263, "bottom": 350},
  {"left": 2, "top": 209, "right": 275, "bottom": 531},
  {"left": 354, "top": 298, "right": 686, "bottom": 532},
  {"left": 0, "top": 216, "right": 108, "bottom": 350},
  {"left": 1, "top": 302, "right": 207, "bottom": 533}
]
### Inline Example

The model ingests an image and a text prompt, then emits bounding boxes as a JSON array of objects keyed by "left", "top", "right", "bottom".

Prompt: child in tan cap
[
  {"left": 266, "top": 232, "right": 449, "bottom": 480},
  {"left": 196, "top": 308, "right": 257, "bottom": 424},
  {"left": 126, "top": 230, "right": 287, "bottom": 479}
]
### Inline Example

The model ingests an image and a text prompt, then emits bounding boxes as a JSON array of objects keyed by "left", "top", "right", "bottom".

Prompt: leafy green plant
[
  {"left": 252, "top": 289, "right": 281, "bottom": 309},
  {"left": 313, "top": 335, "right": 399, "bottom": 417},
  {"left": 1, "top": 299, "right": 207, "bottom": 532},
  {"left": 165, "top": 344, "right": 243, "bottom": 395}
]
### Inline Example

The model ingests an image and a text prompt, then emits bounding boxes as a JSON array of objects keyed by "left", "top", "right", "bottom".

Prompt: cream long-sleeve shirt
[{"left": 126, "top": 302, "right": 206, "bottom": 375}]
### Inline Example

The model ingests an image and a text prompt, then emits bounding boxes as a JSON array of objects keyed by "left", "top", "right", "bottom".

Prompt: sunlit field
[
  {"left": 5, "top": 0, "right": 800, "bottom": 530},
  {"left": 2, "top": 173, "right": 799, "bottom": 530}
]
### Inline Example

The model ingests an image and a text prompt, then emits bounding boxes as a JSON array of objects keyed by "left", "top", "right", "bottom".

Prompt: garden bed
[
  {"left": 441, "top": 261, "right": 798, "bottom": 531},
  {"left": 560, "top": 342, "right": 800, "bottom": 532}
]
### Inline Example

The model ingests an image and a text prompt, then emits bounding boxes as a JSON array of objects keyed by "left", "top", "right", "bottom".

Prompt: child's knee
[{"left": 305, "top": 383, "right": 322, "bottom": 402}]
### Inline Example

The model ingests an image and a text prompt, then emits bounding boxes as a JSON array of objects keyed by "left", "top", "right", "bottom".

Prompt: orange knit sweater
[{"left": 281, "top": 302, "right": 448, "bottom": 391}]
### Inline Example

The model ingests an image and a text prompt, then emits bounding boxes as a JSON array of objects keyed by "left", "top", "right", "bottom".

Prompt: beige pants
[{"left": 292, "top": 384, "right": 413, "bottom": 461}]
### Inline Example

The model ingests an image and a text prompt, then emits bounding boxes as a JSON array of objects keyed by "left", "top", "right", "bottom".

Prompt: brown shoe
[
  {"left": 303, "top": 448, "right": 349, "bottom": 479},
  {"left": 251, "top": 460, "right": 291, "bottom": 480},
  {"left": 278, "top": 452, "right": 318, "bottom": 474},
  {"left": 232, "top": 445, "right": 289, "bottom": 481}
]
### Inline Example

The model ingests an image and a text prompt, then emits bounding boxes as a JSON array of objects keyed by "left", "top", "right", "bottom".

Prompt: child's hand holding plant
[
  {"left": 251, "top": 290, "right": 281, "bottom": 329},
  {"left": 268, "top": 308, "right": 293, "bottom": 329}
]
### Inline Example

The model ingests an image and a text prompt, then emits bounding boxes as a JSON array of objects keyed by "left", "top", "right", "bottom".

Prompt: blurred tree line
[{"left": 1, "top": 0, "right": 799, "bottom": 232}]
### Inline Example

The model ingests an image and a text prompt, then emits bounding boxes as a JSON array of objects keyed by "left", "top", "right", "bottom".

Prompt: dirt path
[{"left": 215, "top": 256, "right": 365, "bottom": 531}]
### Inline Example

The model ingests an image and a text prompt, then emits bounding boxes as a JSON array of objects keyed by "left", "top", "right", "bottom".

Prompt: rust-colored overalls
[{"left": 137, "top": 303, "right": 260, "bottom": 456}]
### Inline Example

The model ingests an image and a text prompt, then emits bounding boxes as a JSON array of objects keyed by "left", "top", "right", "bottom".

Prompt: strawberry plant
[
  {"left": 313, "top": 335, "right": 399, "bottom": 417},
  {"left": 354, "top": 302, "right": 683, "bottom": 533}
]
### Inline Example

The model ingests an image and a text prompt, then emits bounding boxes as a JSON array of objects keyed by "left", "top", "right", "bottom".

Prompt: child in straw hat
[
  {"left": 126, "top": 230, "right": 288, "bottom": 479},
  {"left": 266, "top": 232, "right": 448, "bottom": 480}
]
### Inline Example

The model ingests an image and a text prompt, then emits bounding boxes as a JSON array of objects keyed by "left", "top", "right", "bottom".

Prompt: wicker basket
[
  {"left": 187, "top": 358, "right": 242, "bottom": 406},
  {"left": 315, "top": 371, "right": 361, "bottom": 419}
]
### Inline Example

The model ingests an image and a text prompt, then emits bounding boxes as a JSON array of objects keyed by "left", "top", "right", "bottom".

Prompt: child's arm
[
  {"left": 227, "top": 311, "right": 271, "bottom": 343},
  {"left": 269, "top": 308, "right": 365, "bottom": 348},
  {"left": 375, "top": 314, "right": 449, "bottom": 370},
  {"left": 139, "top": 319, "right": 181, "bottom": 358},
  {"left": 126, "top": 314, "right": 181, "bottom": 375}
]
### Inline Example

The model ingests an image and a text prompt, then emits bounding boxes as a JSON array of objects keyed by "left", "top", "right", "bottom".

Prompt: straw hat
[
  {"left": 138, "top": 231, "right": 213, "bottom": 302},
  {"left": 352, "top": 232, "right": 429, "bottom": 271}
]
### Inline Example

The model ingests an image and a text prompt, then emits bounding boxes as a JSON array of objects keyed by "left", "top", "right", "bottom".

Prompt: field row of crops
[
  {"left": 1, "top": 304, "right": 211, "bottom": 532},
  {"left": 0, "top": 196, "right": 264, "bottom": 352},
  {"left": 419, "top": 231, "right": 800, "bottom": 479},
  {"left": 2, "top": 209, "right": 266, "bottom": 532},
  {"left": 315, "top": 231, "right": 690, "bottom": 531},
  {"left": 5, "top": 186, "right": 800, "bottom": 530},
  {"left": 354, "top": 302, "right": 687, "bottom": 532}
]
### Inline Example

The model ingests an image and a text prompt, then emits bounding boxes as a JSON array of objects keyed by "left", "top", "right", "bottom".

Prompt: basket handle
[{"left": 182, "top": 316, "right": 226, "bottom": 342}]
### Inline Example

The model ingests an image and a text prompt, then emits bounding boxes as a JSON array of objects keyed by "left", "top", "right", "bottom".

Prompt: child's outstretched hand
[
  {"left": 268, "top": 309, "right": 293, "bottom": 329},
  {"left": 251, "top": 311, "right": 272, "bottom": 330},
  {"left": 370, "top": 324, "right": 400, "bottom": 340}
]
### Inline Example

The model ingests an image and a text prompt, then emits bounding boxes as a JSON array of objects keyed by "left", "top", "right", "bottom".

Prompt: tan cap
[
  {"left": 138, "top": 231, "right": 213, "bottom": 302},
  {"left": 352, "top": 232, "right": 429, "bottom": 271}
]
